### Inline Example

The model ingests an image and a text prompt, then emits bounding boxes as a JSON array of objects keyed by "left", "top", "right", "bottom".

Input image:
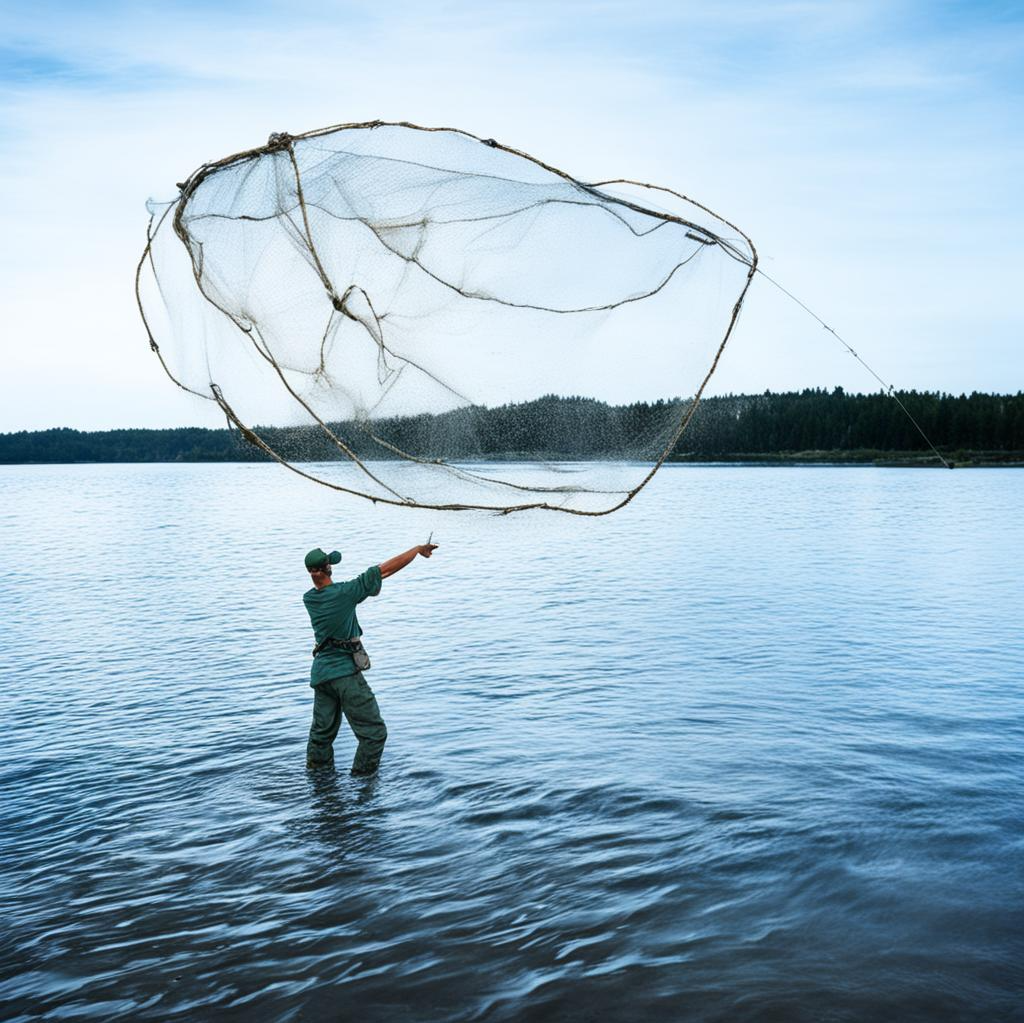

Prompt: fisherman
[{"left": 303, "top": 541, "right": 438, "bottom": 774}]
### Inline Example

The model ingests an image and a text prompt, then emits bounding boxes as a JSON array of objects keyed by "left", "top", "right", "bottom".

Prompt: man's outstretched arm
[{"left": 379, "top": 543, "right": 438, "bottom": 580}]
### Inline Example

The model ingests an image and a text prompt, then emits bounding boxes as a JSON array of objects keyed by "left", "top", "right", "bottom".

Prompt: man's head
[{"left": 305, "top": 547, "right": 341, "bottom": 584}]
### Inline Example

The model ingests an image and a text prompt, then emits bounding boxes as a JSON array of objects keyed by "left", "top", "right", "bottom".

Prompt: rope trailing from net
[
  {"left": 137, "top": 118, "right": 952, "bottom": 518},
  {"left": 754, "top": 268, "right": 953, "bottom": 469}
]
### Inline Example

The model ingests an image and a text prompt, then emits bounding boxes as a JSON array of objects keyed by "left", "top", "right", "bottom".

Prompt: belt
[{"left": 312, "top": 636, "right": 365, "bottom": 658}]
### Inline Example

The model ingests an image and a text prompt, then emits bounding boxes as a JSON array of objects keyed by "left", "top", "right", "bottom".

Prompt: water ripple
[{"left": 1, "top": 463, "right": 1022, "bottom": 1021}]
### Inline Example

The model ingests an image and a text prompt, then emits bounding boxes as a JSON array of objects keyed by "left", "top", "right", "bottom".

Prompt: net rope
[{"left": 136, "top": 119, "right": 947, "bottom": 515}]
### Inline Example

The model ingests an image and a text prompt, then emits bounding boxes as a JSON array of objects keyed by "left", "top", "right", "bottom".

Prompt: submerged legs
[{"left": 307, "top": 672, "right": 388, "bottom": 775}]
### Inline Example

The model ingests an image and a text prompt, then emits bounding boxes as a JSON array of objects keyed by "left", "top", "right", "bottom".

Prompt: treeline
[
  {"left": 683, "top": 389, "right": 1024, "bottom": 456},
  {"left": 2, "top": 389, "right": 1022, "bottom": 464}
]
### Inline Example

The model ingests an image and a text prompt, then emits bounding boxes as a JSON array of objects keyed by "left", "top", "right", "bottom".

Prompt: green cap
[{"left": 304, "top": 548, "right": 342, "bottom": 571}]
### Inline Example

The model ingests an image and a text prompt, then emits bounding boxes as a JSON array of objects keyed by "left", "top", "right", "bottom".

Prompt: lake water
[{"left": 1, "top": 462, "right": 1022, "bottom": 1021}]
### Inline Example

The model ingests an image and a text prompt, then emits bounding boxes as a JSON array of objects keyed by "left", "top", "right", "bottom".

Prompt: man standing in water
[{"left": 303, "top": 541, "right": 438, "bottom": 774}]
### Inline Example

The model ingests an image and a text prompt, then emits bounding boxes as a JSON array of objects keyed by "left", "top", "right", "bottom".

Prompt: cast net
[{"left": 136, "top": 120, "right": 757, "bottom": 513}]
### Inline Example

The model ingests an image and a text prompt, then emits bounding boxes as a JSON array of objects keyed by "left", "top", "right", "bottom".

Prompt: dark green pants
[{"left": 307, "top": 672, "right": 388, "bottom": 774}]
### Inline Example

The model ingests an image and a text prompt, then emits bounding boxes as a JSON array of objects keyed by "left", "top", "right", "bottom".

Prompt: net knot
[
  {"left": 482, "top": 138, "right": 499, "bottom": 148},
  {"left": 267, "top": 132, "right": 292, "bottom": 150}
]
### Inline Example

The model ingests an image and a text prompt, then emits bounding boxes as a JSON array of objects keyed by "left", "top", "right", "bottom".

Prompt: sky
[{"left": 0, "top": 0, "right": 1021, "bottom": 431}]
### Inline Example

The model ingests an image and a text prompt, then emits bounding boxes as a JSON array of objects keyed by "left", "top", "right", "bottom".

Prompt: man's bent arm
[{"left": 379, "top": 544, "right": 438, "bottom": 579}]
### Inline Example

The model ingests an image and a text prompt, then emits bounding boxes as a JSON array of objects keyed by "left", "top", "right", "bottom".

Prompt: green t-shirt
[{"left": 303, "top": 565, "right": 383, "bottom": 686}]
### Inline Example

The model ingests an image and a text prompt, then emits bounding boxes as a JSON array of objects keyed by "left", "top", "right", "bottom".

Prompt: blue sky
[{"left": 0, "top": 0, "right": 1021, "bottom": 430}]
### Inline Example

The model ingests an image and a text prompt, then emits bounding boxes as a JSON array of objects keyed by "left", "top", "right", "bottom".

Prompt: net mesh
[{"left": 136, "top": 120, "right": 757, "bottom": 513}]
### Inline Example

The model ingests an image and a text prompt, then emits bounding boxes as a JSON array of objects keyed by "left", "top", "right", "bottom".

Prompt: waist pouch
[{"left": 312, "top": 636, "right": 371, "bottom": 672}]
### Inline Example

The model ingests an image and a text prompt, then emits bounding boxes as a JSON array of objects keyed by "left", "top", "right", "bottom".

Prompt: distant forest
[{"left": 2, "top": 389, "right": 1022, "bottom": 465}]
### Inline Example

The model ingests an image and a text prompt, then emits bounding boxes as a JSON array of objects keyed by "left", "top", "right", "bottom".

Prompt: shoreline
[
  {"left": 4, "top": 391, "right": 1020, "bottom": 467},
  {"left": 2, "top": 451, "right": 1022, "bottom": 468},
  {"left": 669, "top": 450, "right": 1024, "bottom": 468}
]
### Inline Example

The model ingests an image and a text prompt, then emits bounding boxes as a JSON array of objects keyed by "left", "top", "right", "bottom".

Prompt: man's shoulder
[
  {"left": 304, "top": 582, "right": 350, "bottom": 600},
  {"left": 342, "top": 566, "right": 380, "bottom": 588}
]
